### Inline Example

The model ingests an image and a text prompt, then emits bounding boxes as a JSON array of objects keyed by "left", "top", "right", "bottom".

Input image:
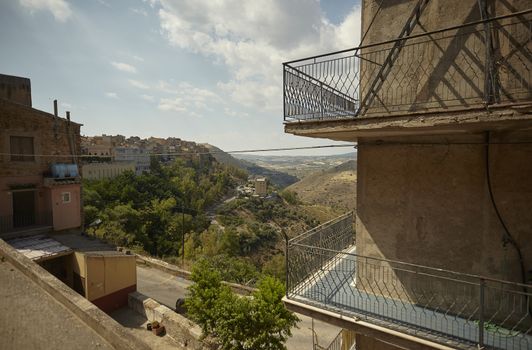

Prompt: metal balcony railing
[
  {"left": 286, "top": 213, "right": 532, "bottom": 350},
  {"left": 0, "top": 211, "right": 53, "bottom": 234},
  {"left": 283, "top": 10, "right": 532, "bottom": 122}
]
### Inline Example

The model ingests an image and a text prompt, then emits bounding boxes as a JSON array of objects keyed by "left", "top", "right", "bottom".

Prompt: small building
[
  {"left": 254, "top": 177, "right": 267, "bottom": 196},
  {"left": 8, "top": 233, "right": 136, "bottom": 313},
  {"left": 0, "top": 74, "right": 82, "bottom": 235}
]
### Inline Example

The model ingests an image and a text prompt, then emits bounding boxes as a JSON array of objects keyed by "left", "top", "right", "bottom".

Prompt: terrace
[{"left": 285, "top": 213, "right": 532, "bottom": 349}]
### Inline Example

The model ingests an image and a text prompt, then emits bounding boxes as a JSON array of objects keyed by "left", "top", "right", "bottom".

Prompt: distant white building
[
  {"left": 82, "top": 162, "right": 136, "bottom": 180},
  {"left": 114, "top": 147, "right": 150, "bottom": 175}
]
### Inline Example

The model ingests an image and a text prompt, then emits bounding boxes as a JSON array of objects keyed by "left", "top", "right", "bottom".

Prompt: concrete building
[
  {"left": 0, "top": 74, "right": 82, "bottom": 234},
  {"left": 82, "top": 161, "right": 136, "bottom": 180},
  {"left": 114, "top": 146, "right": 151, "bottom": 175},
  {"left": 254, "top": 177, "right": 268, "bottom": 196},
  {"left": 282, "top": 2, "right": 531, "bottom": 349}
]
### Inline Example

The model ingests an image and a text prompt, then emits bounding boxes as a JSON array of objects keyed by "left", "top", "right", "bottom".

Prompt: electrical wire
[
  {"left": 3, "top": 141, "right": 532, "bottom": 159},
  {"left": 484, "top": 132, "right": 532, "bottom": 318},
  {"left": 0, "top": 144, "right": 357, "bottom": 159}
]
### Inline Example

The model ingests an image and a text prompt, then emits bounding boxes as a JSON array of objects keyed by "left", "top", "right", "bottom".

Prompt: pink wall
[{"left": 50, "top": 184, "right": 81, "bottom": 231}]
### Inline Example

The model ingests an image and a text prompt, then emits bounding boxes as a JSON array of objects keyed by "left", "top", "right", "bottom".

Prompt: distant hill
[
  {"left": 234, "top": 152, "right": 357, "bottom": 179},
  {"left": 203, "top": 144, "right": 298, "bottom": 188},
  {"left": 288, "top": 160, "right": 357, "bottom": 212}
]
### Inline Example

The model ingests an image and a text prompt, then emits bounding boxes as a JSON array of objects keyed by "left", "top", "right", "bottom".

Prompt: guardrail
[
  {"left": 287, "top": 223, "right": 532, "bottom": 349},
  {"left": 0, "top": 211, "right": 53, "bottom": 234},
  {"left": 283, "top": 11, "right": 532, "bottom": 122}
]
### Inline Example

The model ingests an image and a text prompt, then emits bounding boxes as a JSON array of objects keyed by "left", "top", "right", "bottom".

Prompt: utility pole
[{"left": 181, "top": 197, "right": 185, "bottom": 267}]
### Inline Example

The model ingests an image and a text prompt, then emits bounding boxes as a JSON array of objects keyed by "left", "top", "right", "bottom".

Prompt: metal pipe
[{"left": 53, "top": 99, "right": 58, "bottom": 117}]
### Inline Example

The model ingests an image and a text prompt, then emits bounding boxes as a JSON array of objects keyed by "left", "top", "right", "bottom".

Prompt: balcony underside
[{"left": 284, "top": 104, "right": 532, "bottom": 141}]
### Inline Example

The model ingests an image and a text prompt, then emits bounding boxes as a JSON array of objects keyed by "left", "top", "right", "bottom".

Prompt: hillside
[
  {"left": 288, "top": 160, "right": 357, "bottom": 212},
  {"left": 236, "top": 152, "right": 356, "bottom": 178},
  {"left": 203, "top": 144, "right": 298, "bottom": 188}
]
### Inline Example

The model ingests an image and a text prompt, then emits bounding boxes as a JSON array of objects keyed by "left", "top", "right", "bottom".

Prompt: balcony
[
  {"left": 283, "top": 11, "right": 531, "bottom": 123},
  {"left": 0, "top": 211, "right": 53, "bottom": 236},
  {"left": 285, "top": 213, "right": 532, "bottom": 349}
]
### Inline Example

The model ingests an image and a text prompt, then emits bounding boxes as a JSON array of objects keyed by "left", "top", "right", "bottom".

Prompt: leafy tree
[{"left": 185, "top": 259, "right": 228, "bottom": 335}]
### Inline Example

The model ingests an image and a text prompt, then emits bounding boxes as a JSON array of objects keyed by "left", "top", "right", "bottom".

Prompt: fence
[
  {"left": 283, "top": 11, "right": 532, "bottom": 121},
  {"left": 286, "top": 214, "right": 532, "bottom": 349},
  {"left": 0, "top": 211, "right": 53, "bottom": 234}
]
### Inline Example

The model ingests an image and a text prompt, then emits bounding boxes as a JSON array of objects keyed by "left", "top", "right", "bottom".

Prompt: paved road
[{"left": 136, "top": 265, "right": 340, "bottom": 350}]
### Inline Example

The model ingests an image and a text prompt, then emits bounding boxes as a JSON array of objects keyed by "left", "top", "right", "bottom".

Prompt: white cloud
[
  {"left": 111, "top": 61, "right": 137, "bottom": 73},
  {"left": 97, "top": 0, "right": 110, "bottom": 7},
  {"left": 133, "top": 55, "right": 145, "bottom": 62},
  {"left": 129, "top": 79, "right": 150, "bottom": 89},
  {"left": 141, "top": 94, "right": 155, "bottom": 102},
  {"left": 158, "top": 97, "right": 187, "bottom": 112},
  {"left": 157, "top": 0, "right": 361, "bottom": 110},
  {"left": 19, "top": 0, "right": 72, "bottom": 22},
  {"left": 105, "top": 92, "right": 118, "bottom": 99},
  {"left": 156, "top": 80, "right": 221, "bottom": 115},
  {"left": 130, "top": 7, "right": 148, "bottom": 16}
]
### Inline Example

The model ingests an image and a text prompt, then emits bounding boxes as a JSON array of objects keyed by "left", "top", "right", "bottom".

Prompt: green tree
[
  {"left": 185, "top": 259, "right": 228, "bottom": 335},
  {"left": 186, "top": 262, "right": 298, "bottom": 350}
]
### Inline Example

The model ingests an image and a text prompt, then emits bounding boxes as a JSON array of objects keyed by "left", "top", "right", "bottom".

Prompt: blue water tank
[
  {"left": 51, "top": 164, "right": 67, "bottom": 178},
  {"left": 65, "top": 164, "right": 79, "bottom": 178},
  {"left": 51, "top": 163, "right": 79, "bottom": 178}
]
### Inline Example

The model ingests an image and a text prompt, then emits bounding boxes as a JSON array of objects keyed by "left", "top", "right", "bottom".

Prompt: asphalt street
[{"left": 136, "top": 265, "right": 340, "bottom": 350}]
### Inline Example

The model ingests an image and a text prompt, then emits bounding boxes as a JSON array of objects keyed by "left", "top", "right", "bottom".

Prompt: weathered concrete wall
[
  {"left": 85, "top": 254, "right": 137, "bottom": 312},
  {"left": 359, "top": 0, "right": 531, "bottom": 115},
  {"left": 50, "top": 183, "right": 81, "bottom": 230},
  {"left": 128, "top": 291, "right": 216, "bottom": 350},
  {"left": 0, "top": 74, "right": 31, "bottom": 106},
  {"left": 355, "top": 130, "right": 532, "bottom": 321}
]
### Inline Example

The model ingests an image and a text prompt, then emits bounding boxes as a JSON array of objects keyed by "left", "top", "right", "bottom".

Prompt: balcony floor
[{"left": 288, "top": 246, "right": 532, "bottom": 350}]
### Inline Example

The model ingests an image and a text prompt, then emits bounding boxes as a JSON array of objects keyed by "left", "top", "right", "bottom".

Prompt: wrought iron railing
[
  {"left": 287, "top": 219, "right": 532, "bottom": 349},
  {"left": 0, "top": 211, "right": 53, "bottom": 234},
  {"left": 288, "top": 212, "right": 354, "bottom": 293},
  {"left": 283, "top": 11, "right": 532, "bottom": 122}
]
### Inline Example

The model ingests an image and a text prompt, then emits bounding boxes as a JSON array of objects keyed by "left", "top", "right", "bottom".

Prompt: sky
[{"left": 0, "top": 0, "right": 361, "bottom": 155}]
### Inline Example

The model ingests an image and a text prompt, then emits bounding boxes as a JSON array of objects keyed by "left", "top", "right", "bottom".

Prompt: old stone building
[
  {"left": 283, "top": 1, "right": 531, "bottom": 349},
  {"left": 0, "top": 73, "right": 82, "bottom": 234}
]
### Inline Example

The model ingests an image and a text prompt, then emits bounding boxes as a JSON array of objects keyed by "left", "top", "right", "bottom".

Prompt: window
[
  {"left": 10, "top": 136, "right": 34, "bottom": 162},
  {"left": 61, "top": 192, "right": 71, "bottom": 203}
]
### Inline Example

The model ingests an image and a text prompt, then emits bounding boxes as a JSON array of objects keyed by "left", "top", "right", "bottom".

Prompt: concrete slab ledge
[{"left": 0, "top": 239, "right": 150, "bottom": 350}]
